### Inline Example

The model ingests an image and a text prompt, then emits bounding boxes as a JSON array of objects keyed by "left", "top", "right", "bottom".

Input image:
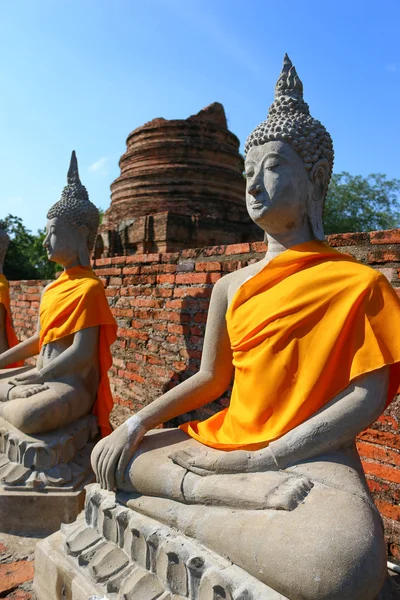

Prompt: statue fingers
[
  {"left": 95, "top": 443, "right": 113, "bottom": 489},
  {"left": 101, "top": 447, "right": 121, "bottom": 491},
  {"left": 91, "top": 437, "right": 107, "bottom": 479}
]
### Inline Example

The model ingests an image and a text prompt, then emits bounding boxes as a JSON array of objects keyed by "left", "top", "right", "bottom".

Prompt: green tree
[
  {"left": 324, "top": 172, "right": 400, "bottom": 234},
  {"left": 0, "top": 215, "right": 59, "bottom": 280}
]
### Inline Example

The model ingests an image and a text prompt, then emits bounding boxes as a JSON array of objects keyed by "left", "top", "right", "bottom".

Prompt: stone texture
[
  {"left": 0, "top": 414, "right": 98, "bottom": 535},
  {"left": 98, "top": 102, "right": 261, "bottom": 256},
  {"left": 33, "top": 484, "right": 288, "bottom": 600}
]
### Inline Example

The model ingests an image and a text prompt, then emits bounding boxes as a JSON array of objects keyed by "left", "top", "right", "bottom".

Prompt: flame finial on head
[
  {"left": 275, "top": 53, "right": 303, "bottom": 100},
  {"left": 47, "top": 151, "right": 99, "bottom": 251},
  {"left": 67, "top": 150, "right": 81, "bottom": 186},
  {"left": 244, "top": 54, "right": 334, "bottom": 174}
]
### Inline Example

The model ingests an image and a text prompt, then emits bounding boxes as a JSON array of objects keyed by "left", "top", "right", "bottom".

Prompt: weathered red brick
[
  {"left": 326, "top": 232, "right": 370, "bottom": 247},
  {"left": 95, "top": 267, "right": 121, "bottom": 276},
  {"left": 375, "top": 499, "right": 400, "bottom": 522},
  {"left": 94, "top": 257, "right": 112, "bottom": 266},
  {"left": 157, "top": 274, "right": 175, "bottom": 284},
  {"left": 202, "top": 245, "right": 227, "bottom": 257},
  {"left": 195, "top": 261, "right": 221, "bottom": 272},
  {"left": 368, "top": 249, "right": 400, "bottom": 264},
  {"left": 6, "top": 590, "right": 33, "bottom": 599},
  {"left": 0, "top": 560, "right": 34, "bottom": 595},
  {"left": 249, "top": 241, "right": 265, "bottom": 253},
  {"left": 370, "top": 229, "right": 400, "bottom": 245},
  {"left": 225, "top": 243, "right": 251, "bottom": 255},
  {"left": 362, "top": 461, "right": 400, "bottom": 484},
  {"left": 358, "top": 428, "right": 400, "bottom": 450},
  {"left": 122, "top": 266, "right": 140, "bottom": 275},
  {"left": 173, "top": 286, "right": 212, "bottom": 298}
]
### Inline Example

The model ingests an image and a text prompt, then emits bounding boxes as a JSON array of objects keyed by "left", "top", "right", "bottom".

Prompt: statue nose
[{"left": 248, "top": 184, "right": 262, "bottom": 197}]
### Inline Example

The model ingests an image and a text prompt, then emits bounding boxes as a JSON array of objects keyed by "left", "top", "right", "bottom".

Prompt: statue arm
[
  {"left": 92, "top": 276, "right": 234, "bottom": 490},
  {"left": 268, "top": 366, "right": 389, "bottom": 469},
  {"left": 37, "top": 325, "right": 100, "bottom": 381},
  {"left": 0, "top": 281, "right": 52, "bottom": 370},
  {"left": 171, "top": 367, "right": 390, "bottom": 475},
  {"left": 135, "top": 276, "right": 234, "bottom": 431},
  {"left": 0, "top": 333, "right": 40, "bottom": 369}
]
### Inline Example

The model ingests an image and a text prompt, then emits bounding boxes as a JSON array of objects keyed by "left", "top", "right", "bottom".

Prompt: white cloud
[
  {"left": 88, "top": 157, "right": 108, "bottom": 173},
  {"left": 386, "top": 63, "right": 397, "bottom": 73}
]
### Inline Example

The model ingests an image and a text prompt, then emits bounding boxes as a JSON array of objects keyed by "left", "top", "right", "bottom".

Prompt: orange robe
[
  {"left": 39, "top": 266, "right": 117, "bottom": 437},
  {"left": 181, "top": 241, "right": 400, "bottom": 450},
  {"left": 0, "top": 274, "right": 24, "bottom": 368}
]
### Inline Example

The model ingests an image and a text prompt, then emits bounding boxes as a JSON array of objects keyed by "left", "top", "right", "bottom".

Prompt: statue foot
[
  {"left": 183, "top": 470, "right": 314, "bottom": 510},
  {"left": 169, "top": 443, "right": 277, "bottom": 475}
]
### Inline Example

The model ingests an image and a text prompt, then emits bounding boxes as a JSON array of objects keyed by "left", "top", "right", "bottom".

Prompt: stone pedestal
[
  {"left": 0, "top": 415, "right": 98, "bottom": 535},
  {"left": 34, "top": 483, "right": 288, "bottom": 600}
]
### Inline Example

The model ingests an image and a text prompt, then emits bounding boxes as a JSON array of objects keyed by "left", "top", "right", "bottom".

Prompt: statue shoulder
[{"left": 214, "top": 260, "right": 267, "bottom": 304}]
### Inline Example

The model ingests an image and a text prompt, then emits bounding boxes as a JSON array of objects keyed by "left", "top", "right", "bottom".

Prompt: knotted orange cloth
[
  {"left": 0, "top": 274, "right": 24, "bottom": 368},
  {"left": 39, "top": 266, "right": 117, "bottom": 437},
  {"left": 181, "top": 241, "right": 400, "bottom": 450}
]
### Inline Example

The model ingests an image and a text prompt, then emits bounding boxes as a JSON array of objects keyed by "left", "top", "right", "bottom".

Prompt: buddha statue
[
  {"left": 0, "top": 151, "right": 117, "bottom": 437},
  {"left": 0, "top": 228, "right": 24, "bottom": 365},
  {"left": 38, "top": 58, "right": 400, "bottom": 598}
]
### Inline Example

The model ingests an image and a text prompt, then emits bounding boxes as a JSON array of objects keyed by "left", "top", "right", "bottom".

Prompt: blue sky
[{"left": 0, "top": 0, "right": 399, "bottom": 233}]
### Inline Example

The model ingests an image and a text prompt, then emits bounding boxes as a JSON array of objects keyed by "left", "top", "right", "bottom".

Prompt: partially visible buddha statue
[
  {"left": 83, "top": 56, "right": 400, "bottom": 599},
  {"left": 0, "top": 151, "right": 117, "bottom": 437},
  {"left": 0, "top": 228, "right": 24, "bottom": 366}
]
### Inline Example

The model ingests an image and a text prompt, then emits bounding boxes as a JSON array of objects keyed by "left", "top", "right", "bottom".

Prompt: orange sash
[
  {"left": 40, "top": 266, "right": 117, "bottom": 437},
  {"left": 181, "top": 241, "right": 400, "bottom": 450},
  {"left": 0, "top": 274, "right": 24, "bottom": 368}
]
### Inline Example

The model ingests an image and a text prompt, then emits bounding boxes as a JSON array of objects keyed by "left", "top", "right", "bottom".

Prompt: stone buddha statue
[
  {"left": 40, "top": 58, "right": 400, "bottom": 598},
  {"left": 0, "top": 153, "right": 117, "bottom": 511}
]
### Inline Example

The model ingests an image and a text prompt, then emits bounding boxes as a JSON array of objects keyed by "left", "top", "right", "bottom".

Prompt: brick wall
[{"left": 8, "top": 229, "right": 400, "bottom": 560}]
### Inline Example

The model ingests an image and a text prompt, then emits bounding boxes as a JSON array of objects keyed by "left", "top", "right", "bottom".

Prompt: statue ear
[
  {"left": 307, "top": 158, "right": 330, "bottom": 241},
  {"left": 77, "top": 225, "right": 90, "bottom": 267}
]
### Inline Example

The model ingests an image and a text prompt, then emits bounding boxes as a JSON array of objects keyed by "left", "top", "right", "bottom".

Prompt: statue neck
[{"left": 264, "top": 221, "right": 316, "bottom": 262}]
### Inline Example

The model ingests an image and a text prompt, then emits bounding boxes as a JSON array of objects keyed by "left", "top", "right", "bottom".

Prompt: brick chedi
[{"left": 97, "top": 103, "right": 261, "bottom": 256}]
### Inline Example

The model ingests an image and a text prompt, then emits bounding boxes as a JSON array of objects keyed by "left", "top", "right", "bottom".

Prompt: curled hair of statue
[
  {"left": 47, "top": 151, "right": 100, "bottom": 251},
  {"left": 245, "top": 54, "right": 334, "bottom": 182}
]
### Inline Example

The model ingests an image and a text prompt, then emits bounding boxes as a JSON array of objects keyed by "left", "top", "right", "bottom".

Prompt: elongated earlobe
[
  {"left": 77, "top": 225, "right": 90, "bottom": 267},
  {"left": 78, "top": 244, "right": 90, "bottom": 267},
  {"left": 307, "top": 159, "right": 330, "bottom": 241}
]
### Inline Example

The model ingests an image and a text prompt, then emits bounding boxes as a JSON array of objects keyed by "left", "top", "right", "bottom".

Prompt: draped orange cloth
[
  {"left": 39, "top": 266, "right": 117, "bottom": 437},
  {"left": 181, "top": 241, "right": 400, "bottom": 450},
  {"left": 0, "top": 274, "right": 24, "bottom": 368}
]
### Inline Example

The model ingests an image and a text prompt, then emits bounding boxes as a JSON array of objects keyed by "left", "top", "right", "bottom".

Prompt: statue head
[
  {"left": 244, "top": 54, "right": 334, "bottom": 240},
  {"left": 44, "top": 151, "right": 99, "bottom": 267},
  {"left": 0, "top": 229, "right": 10, "bottom": 270}
]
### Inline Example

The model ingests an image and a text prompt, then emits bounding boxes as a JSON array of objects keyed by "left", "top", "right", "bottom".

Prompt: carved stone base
[
  {"left": 34, "top": 483, "right": 288, "bottom": 600},
  {"left": 0, "top": 414, "right": 98, "bottom": 534}
]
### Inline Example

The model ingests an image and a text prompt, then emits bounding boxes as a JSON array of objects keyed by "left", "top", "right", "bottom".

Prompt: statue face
[
  {"left": 245, "top": 141, "right": 311, "bottom": 234},
  {"left": 43, "top": 217, "right": 80, "bottom": 266}
]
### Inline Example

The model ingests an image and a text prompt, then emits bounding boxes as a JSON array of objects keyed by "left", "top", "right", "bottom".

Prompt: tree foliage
[
  {"left": 324, "top": 172, "right": 400, "bottom": 234},
  {"left": 0, "top": 215, "right": 59, "bottom": 280}
]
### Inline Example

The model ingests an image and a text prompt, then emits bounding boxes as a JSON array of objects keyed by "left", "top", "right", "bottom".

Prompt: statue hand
[
  {"left": 91, "top": 415, "right": 147, "bottom": 492},
  {"left": 170, "top": 444, "right": 279, "bottom": 476},
  {"left": 8, "top": 368, "right": 44, "bottom": 387}
]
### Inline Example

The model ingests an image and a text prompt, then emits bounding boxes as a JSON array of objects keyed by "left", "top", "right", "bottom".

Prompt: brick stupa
[{"left": 97, "top": 103, "right": 261, "bottom": 256}]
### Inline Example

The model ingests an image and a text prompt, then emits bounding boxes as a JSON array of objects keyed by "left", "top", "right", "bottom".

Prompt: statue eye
[
  {"left": 246, "top": 169, "right": 254, "bottom": 178},
  {"left": 265, "top": 162, "right": 279, "bottom": 171}
]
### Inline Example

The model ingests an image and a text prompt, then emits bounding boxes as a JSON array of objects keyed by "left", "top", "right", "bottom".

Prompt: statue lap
[{"left": 120, "top": 429, "right": 387, "bottom": 600}]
